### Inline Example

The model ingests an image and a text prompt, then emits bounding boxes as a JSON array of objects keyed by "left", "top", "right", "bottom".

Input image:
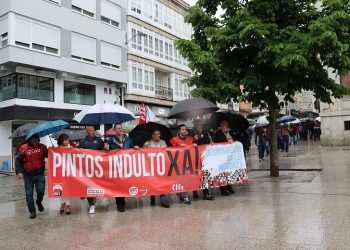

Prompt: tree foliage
[
  {"left": 176, "top": 0, "right": 350, "bottom": 110},
  {"left": 176, "top": 0, "right": 350, "bottom": 176}
]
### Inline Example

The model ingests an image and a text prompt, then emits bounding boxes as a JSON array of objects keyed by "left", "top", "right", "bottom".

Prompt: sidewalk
[{"left": 1, "top": 142, "right": 350, "bottom": 249}]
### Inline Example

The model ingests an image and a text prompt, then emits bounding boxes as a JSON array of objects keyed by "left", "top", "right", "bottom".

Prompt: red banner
[
  {"left": 48, "top": 142, "right": 248, "bottom": 198},
  {"left": 48, "top": 145, "right": 202, "bottom": 198}
]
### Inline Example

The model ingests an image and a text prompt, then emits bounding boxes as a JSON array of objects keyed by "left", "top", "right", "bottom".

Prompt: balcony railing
[{"left": 155, "top": 85, "right": 173, "bottom": 101}]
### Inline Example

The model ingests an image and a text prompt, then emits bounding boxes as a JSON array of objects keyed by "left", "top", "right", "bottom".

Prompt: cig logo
[{"left": 172, "top": 184, "right": 184, "bottom": 192}]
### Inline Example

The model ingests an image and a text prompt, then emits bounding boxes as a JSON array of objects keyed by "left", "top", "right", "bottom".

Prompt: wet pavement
[{"left": 1, "top": 141, "right": 350, "bottom": 249}]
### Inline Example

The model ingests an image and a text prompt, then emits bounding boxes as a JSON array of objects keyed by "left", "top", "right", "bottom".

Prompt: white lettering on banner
[
  {"left": 201, "top": 142, "right": 246, "bottom": 177},
  {"left": 53, "top": 152, "right": 167, "bottom": 179},
  {"left": 172, "top": 184, "right": 184, "bottom": 192}
]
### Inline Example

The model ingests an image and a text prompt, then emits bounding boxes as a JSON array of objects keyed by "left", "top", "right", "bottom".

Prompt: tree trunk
[{"left": 269, "top": 106, "right": 279, "bottom": 177}]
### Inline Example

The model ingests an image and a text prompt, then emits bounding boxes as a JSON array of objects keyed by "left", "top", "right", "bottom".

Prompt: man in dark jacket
[
  {"left": 78, "top": 126, "right": 106, "bottom": 214},
  {"left": 212, "top": 120, "right": 236, "bottom": 196},
  {"left": 193, "top": 120, "right": 214, "bottom": 200},
  {"left": 108, "top": 123, "right": 138, "bottom": 212},
  {"left": 15, "top": 134, "right": 47, "bottom": 219}
]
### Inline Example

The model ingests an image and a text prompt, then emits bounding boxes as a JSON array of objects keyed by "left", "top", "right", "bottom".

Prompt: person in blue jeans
[
  {"left": 15, "top": 134, "right": 47, "bottom": 219},
  {"left": 108, "top": 123, "right": 139, "bottom": 212},
  {"left": 143, "top": 129, "right": 171, "bottom": 208},
  {"left": 281, "top": 125, "right": 290, "bottom": 152},
  {"left": 255, "top": 127, "right": 268, "bottom": 162}
]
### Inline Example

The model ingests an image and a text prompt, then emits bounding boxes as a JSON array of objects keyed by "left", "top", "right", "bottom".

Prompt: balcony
[
  {"left": 155, "top": 85, "right": 173, "bottom": 101},
  {"left": 239, "top": 102, "right": 253, "bottom": 113}
]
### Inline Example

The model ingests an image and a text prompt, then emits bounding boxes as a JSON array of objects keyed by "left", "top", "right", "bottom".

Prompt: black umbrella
[
  {"left": 51, "top": 129, "right": 76, "bottom": 140},
  {"left": 51, "top": 129, "right": 102, "bottom": 141},
  {"left": 9, "top": 124, "right": 37, "bottom": 139},
  {"left": 70, "top": 130, "right": 102, "bottom": 141},
  {"left": 129, "top": 122, "right": 173, "bottom": 147},
  {"left": 167, "top": 98, "right": 219, "bottom": 119},
  {"left": 209, "top": 111, "right": 250, "bottom": 132}
]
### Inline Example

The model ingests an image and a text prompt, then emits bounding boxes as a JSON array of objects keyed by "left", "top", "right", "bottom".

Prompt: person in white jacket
[{"left": 57, "top": 133, "right": 72, "bottom": 215}]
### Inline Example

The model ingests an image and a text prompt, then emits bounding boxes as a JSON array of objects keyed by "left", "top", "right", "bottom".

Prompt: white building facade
[
  {"left": 125, "top": 0, "right": 192, "bottom": 119},
  {"left": 0, "top": 0, "right": 128, "bottom": 168},
  {"left": 320, "top": 70, "right": 350, "bottom": 146}
]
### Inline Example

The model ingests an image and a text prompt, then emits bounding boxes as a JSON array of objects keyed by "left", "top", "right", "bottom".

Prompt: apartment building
[
  {"left": 0, "top": 0, "right": 128, "bottom": 166},
  {"left": 125, "top": 0, "right": 192, "bottom": 119},
  {"left": 320, "top": 69, "right": 350, "bottom": 145}
]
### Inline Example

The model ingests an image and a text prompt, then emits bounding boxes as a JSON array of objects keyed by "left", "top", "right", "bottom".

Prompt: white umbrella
[
  {"left": 287, "top": 118, "right": 301, "bottom": 125},
  {"left": 257, "top": 116, "right": 269, "bottom": 125},
  {"left": 73, "top": 103, "right": 135, "bottom": 125}
]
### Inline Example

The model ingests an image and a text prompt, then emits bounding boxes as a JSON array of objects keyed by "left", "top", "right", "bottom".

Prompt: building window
[
  {"left": 0, "top": 17, "right": 8, "bottom": 48},
  {"left": 131, "top": 28, "right": 137, "bottom": 49},
  {"left": 104, "top": 88, "right": 107, "bottom": 94},
  {"left": 169, "top": 44, "right": 173, "bottom": 61},
  {"left": 159, "top": 40, "right": 164, "bottom": 58},
  {"left": 131, "top": 0, "right": 141, "bottom": 14},
  {"left": 137, "top": 31, "right": 142, "bottom": 50},
  {"left": 148, "top": 35, "right": 153, "bottom": 54},
  {"left": 164, "top": 42, "right": 169, "bottom": 60},
  {"left": 101, "top": 0, "right": 121, "bottom": 28},
  {"left": 0, "top": 32, "right": 8, "bottom": 48},
  {"left": 175, "top": 77, "right": 180, "bottom": 97},
  {"left": 0, "top": 74, "right": 17, "bottom": 101},
  {"left": 154, "top": 3, "right": 159, "bottom": 22},
  {"left": 45, "top": 0, "right": 61, "bottom": 5},
  {"left": 64, "top": 81, "right": 95, "bottom": 105},
  {"left": 144, "top": 34, "right": 149, "bottom": 53},
  {"left": 14, "top": 16, "right": 60, "bottom": 55},
  {"left": 154, "top": 38, "right": 159, "bottom": 57},
  {"left": 100, "top": 42, "right": 121, "bottom": 70},
  {"left": 144, "top": 70, "right": 149, "bottom": 90},
  {"left": 345, "top": 121, "right": 350, "bottom": 131},
  {"left": 132, "top": 67, "right": 137, "bottom": 88},
  {"left": 150, "top": 72, "right": 154, "bottom": 91},
  {"left": 72, "top": 0, "right": 96, "bottom": 18},
  {"left": 71, "top": 33, "right": 96, "bottom": 63},
  {"left": 17, "top": 74, "right": 54, "bottom": 101},
  {"left": 0, "top": 73, "right": 54, "bottom": 102},
  {"left": 137, "top": 68, "right": 143, "bottom": 89}
]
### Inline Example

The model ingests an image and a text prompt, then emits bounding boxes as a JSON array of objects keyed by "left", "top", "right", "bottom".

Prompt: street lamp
[{"left": 125, "top": 31, "right": 147, "bottom": 45}]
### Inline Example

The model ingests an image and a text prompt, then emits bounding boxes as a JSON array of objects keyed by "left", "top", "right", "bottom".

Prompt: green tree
[{"left": 176, "top": 0, "right": 350, "bottom": 177}]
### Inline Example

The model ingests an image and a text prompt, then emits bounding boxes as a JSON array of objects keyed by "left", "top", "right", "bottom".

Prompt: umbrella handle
[{"left": 49, "top": 136, "right": 54, "bottom": 146}]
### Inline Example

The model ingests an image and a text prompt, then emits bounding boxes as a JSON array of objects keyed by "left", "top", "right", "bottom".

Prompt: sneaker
[
  {"left": 150, "top": 196, "right": 156, "bottom": 206},
  {"left": 203, "top": 194, "right": 215, "bottom": 200},
  {"left": 36, "top": 200, "right": 44, "bottom": 212},
  {"left": 227, "top": 186, "right": 236, "bottom": 194},
  {"left": 259, "top": 159, "right": 262, "bottom": 162},
  {"left": 183, "top": 197, "right": 191, "bottom": 205},
  {"left": 220, "top": 188, "right": 231, "bottom": 196},
  {"left": 160, "top": 202, "right": 171, "bottom": 208},
  {"left": 117, "top": 204, "right": 125, "bottom": 212},
  {"left": 89, "top": 205, "right": 96, "bottom": 214},
  {"left": 30, "top": 212, "right": 36, "bottom": 219}
]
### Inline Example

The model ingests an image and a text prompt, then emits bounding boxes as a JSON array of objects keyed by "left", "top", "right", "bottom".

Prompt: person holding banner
[
  {"left": 15, "top": 134, "right": 47, "bottom": 219},
  {"left": 193, "top": 120, "right": 215, "bottom": 200},
  {"left": 108, "top": 123, "right": 138, "bottom": 212},
  {"left": 170, "top": 124, "right": 194, "bottom": 205},
  {"left": 212, "top": 120, "right": 236, "bottom": 196},
  {"left": 57, "top": 133, "right": 72, "bottom": 215},
  {"left": 78, "top": 126, "right": 107, "bottom": 214},
  {"left": 144, "top": 129, "right": 171, "bottom": 208}
]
